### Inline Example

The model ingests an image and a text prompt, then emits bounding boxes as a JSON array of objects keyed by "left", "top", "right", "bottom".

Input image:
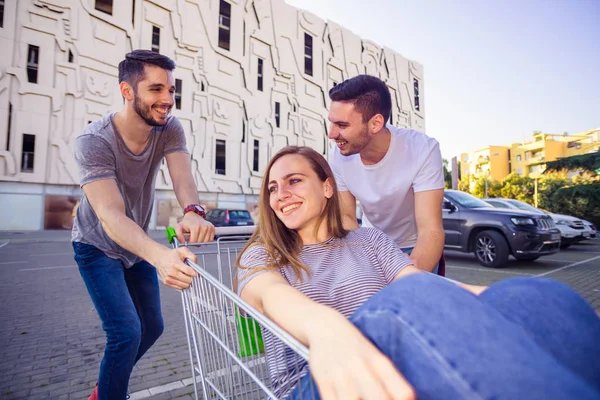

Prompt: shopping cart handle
[
  {"left": 166, "top": 226, "right": 178, "bottom": 245},
  {"left": 166, "top": 225, "right": 256, "bottom": 245}
]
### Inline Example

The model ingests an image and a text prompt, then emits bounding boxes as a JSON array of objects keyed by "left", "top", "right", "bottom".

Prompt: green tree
[
  {"left": 458, "top": 174, "right": 471, "bottom": 192},
  {"left": 471, "top": 175, "right": 502, "bottom": 198},
  {"left": 442, "top": 159, "right": 452, "bottom": 189},
  {"left": 498, "top": 173, "right": 535, "bottom": 202}
]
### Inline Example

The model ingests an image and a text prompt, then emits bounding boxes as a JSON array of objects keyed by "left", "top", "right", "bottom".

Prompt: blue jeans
[
  {"left": 73, "top": 242, "right": 164, "bottom": 400},
  {"left": 290, "top": 274, "right": 600, "bottom": 399},
  {"left": 401, "top": 246, "right": 440, "bottom": 275}
]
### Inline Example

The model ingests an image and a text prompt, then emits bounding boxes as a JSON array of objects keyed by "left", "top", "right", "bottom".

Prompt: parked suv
[
  {"left": 206, "top": 209, "right": 255, "bottom": 227},
  {"left": 443, "top": 190, "right": 561, "bottom": 268},
  {"left": 483, "top": 198, "right": 595, "bottom": 248}
]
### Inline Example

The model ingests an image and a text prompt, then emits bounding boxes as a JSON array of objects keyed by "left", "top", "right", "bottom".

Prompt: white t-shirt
[{"left": 330, "top": 125, "right": 444, "bottom": 248}]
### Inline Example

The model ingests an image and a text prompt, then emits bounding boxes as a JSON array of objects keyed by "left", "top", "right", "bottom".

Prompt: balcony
[{"left": 476, "top": 155, "right": 490, "bottom": 165}]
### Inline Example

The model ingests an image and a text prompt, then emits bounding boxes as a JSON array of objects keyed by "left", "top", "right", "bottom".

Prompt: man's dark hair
[
  {"left": 118, "top": 50, "right": 176, "bottom": 89},
  {"left": 329, "top": 75, "right": 392, "bottom": 123}
]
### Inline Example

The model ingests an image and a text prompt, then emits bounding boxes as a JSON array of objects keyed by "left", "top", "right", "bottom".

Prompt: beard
[
  {"left": 133, "top": 94, "right": 169, "bottom": 127},
  {"left": 339, "top": 125, "right": 371, "bottom": 156}
]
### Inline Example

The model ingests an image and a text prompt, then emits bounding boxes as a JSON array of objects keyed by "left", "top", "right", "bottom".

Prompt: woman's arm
[
  {"left": 393, "top": 265, "right": 487, "bottom": 295},
  {"left": 240, "top": 272, "right": 415, "bottom": 400}
]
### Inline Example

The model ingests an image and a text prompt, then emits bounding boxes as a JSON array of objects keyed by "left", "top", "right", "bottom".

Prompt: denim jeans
[
  {"left": 289, "top": 274, "right": 600, "bottom": 399},
  {"left": 73, "top": 242, "right": 164, "bottom": 400}
]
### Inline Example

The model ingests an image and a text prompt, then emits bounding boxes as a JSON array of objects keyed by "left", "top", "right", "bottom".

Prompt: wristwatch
[{"left": 184, "top": 204, "right": 206, "bottom": 219}]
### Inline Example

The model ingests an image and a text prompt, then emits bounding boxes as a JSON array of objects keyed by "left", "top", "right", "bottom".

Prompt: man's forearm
[
  {"left": 99, "top": 209, "right": 166, "bottom": 265},
  {"left": 409, "top": 228, "right": 445, "bottom": 272},
  {"left": 173, "top": 173, "right": 200, "bottom": 208}
]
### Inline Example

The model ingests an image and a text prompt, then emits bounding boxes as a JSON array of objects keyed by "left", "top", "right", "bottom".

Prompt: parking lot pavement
[
  {"left": 0, "top": 234, "right": 598, "bottom": 399},
  {"left": 445, "top": 238, "right": 600, "bottom": 309}
]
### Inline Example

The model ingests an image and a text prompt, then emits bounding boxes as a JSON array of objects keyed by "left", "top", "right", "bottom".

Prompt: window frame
[
  {"left": 215, "top": 139, "right": 226, "bottom": 175},
  {"left": 218, "top": 0, "right": 231, "bottom": 51}
]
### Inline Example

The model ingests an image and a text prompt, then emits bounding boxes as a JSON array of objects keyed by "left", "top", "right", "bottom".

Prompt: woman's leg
[
  {"left": 74, "top": 242, "right": 142, "bottom": 400},
  {"left": 347, "top": 274, "right": 599, "bottom": 399},
  {"left": 478, "top": 277, "right": 600, "bottom": 391},
  {"left": 125, "top": 260, "right": 164, "bottom": 364}
]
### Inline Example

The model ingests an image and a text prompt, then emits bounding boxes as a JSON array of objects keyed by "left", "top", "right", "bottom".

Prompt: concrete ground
[{"left": 0, "top": 231, "right": 598, "bottom": 399}]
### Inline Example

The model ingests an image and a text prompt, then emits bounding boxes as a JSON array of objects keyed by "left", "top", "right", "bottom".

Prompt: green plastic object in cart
[
  {"left": 236, "top": 308, "right": 265, "bottom": 357},
  {"left": 166, "top": 226, "right": 265, "bottom": 357}
]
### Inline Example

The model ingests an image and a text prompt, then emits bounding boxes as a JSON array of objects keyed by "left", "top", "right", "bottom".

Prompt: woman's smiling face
[{"left": 267, "top": 154, "right": 333, "bottom": 241}]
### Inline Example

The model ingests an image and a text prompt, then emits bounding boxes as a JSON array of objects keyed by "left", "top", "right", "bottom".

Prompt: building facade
[
  {"left": 460, "top": 129, "right": 600, "bottom": 186},
  {"left": 0, "top": 0, "right": 425, "bottom": 231}
]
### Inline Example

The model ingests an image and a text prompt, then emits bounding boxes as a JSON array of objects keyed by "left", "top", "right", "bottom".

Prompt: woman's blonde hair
[{"left": 235, "top": 146, "right": 348, "bottom": 284}]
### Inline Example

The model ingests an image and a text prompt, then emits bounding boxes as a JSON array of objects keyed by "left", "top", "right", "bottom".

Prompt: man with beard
[
  {"left": 328, "top": 74, "right": 445, "bottom": 273},
  {"left": 71, "top": 50, "right": 214, "bottom": 400}
]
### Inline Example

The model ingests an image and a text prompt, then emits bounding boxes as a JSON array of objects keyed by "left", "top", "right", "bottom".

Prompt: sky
[{"left": 286, "top": 0, "right": 600, "bottom": 161}]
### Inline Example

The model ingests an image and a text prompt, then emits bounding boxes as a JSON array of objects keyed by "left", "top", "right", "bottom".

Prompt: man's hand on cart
[
  {"left": 308, "top": 312, "right": 416, "bottom": 400},
  {"left": 154, "top": 247, "right": 198, "bottom": 290},
  {"left": 176, "top": 212, "right": 215, "bottom": 243}
]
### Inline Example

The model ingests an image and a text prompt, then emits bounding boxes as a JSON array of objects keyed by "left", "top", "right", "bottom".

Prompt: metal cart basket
[{"left": 167, "top": 227, "right": 316, "bottom": 400}]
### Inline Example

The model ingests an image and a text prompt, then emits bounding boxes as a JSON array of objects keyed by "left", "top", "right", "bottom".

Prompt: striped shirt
[{"left": 236, "top": 227, "right": 412, "bottom": 397}]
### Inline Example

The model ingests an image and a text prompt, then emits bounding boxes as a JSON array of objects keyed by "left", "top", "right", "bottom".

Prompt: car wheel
[
  {"left": 514, "top": 255, "right": 539, "bottom": 262},
  {"left": 473, "top": 230, "right": 509, "bottom": 268}
]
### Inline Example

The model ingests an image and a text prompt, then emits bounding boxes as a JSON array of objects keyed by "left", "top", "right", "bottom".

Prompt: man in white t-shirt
[{"left": 328, "top": 74, "right": 445, "bottom": 273}]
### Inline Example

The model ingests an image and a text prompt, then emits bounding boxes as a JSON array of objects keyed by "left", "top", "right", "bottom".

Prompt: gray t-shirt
[
  {"left": 237, "top": 227, "right": 412, "bottom": 397},
  {"left": 71, "top": 113, "right": 188, "bottom": 267}
]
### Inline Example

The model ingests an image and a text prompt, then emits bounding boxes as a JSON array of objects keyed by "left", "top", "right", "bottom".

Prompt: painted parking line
[
  {"left": 542, "top": 258, "right": 582, "bottom": 263},
  {"left": 446, "top": 265, "right": 534, "bottom": 276},
  {"left": 128, "top": 357, "right": 267, "bottom": 399},
  {"left": 0, "top": 261, "right": 27, "bottom": 265},
  {"left": 18, "top": 265, "right": 76, "bottom": 272},
  {"left": 535, "top": 255, "right": 600, "bottom": 277},
  {"left": 0, "top": 240, "right": 9, "bottom": 248}
]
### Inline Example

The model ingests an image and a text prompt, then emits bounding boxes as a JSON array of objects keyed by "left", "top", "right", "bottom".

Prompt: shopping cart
[{"left": 166, "top": 226, "right": 315, "bottom": 400}]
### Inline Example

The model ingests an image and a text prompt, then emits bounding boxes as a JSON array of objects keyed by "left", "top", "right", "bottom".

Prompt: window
[
  {"left": 389, "top": 112, "right": 393, "bottom": 125},
  {"left": 218, "top": 0, "right": 231, "bottom": 51},
  {"left": 131, "top": 0, "right": 136, "bottom": 25},
  {"left": 95, "top": 0, "right": 113, "bottom": 15},
  {"left": 175, "top": 79, "right": 182, "bottom": 110},
  {"left": 525, "top": 151, "right": 531, "bottom": 161},
  {"left": 5, "top": 103, "right": 11, "bottom": 151},
  {"left": 27, "top": 45, "right": 39, "bottom": 83},
  {"left": 151, "top": 26, "right": 160, "bottom": 53},
  {"left": 0, "top": 0, "right": 4, "bottom": 28},
  {"left": 414, "top": 78, "right": 420, "bottom": 111},
  {"left": 253, "top": 140, "right": 259, "bottom": 172},
  {"left": 21, "top": 134, "right": 35, "bottom": 172},
  {"left": 516, "top": 154, "right": 522, "bottom": 161},
  {"left": 304, "top": 33, "right": 313, "bottom": 76},
  {"left": 257, "top": 58, "right": 263, "bottom": 91},
  {"left": 275, "top": 102, "right": 280, "bottom": 128},
  {"left": 201, "top": 81, "right": 205, "bottom": 92},
  {"left": 68, "top": 50, "right": 74, "bottom": 63},
  {"left": 215, "top": 139, "right": 226, "bottom": 175}
]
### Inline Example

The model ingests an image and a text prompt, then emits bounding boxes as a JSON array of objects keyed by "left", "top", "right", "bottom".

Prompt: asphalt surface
[{"left": 0, "top": 231, "right": 598, "bottom": 399}]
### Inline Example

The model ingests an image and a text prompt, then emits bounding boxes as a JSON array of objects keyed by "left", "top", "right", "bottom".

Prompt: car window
[
  {"left": 229, "top": 210, "right": 251, "bottom": 219},
  {"left": 445, "top": 191, "right": 492, "bottom": 209},
  {"left": 486, "top": 200, "right": 511, "bottom": 209},
  {"left": 505, "top": 199, "right": 544, "bottom": 214}
]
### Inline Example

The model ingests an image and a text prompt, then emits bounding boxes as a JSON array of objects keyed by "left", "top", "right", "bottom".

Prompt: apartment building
[
  {"left": 460, "top": 129, "right": 600, "bottom": 183},
  {"left": 0, "top": 0, "right": 425, "bottom": 230}
]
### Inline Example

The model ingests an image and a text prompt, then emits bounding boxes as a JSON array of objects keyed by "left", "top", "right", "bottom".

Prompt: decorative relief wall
[{"left": 0, "top": 0, "right": 425, "bottom": 196}]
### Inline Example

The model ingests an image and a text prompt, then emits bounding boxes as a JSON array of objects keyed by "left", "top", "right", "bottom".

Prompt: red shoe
[{"left": 88, "top": 383, "right": 98, "bottom": 400}]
